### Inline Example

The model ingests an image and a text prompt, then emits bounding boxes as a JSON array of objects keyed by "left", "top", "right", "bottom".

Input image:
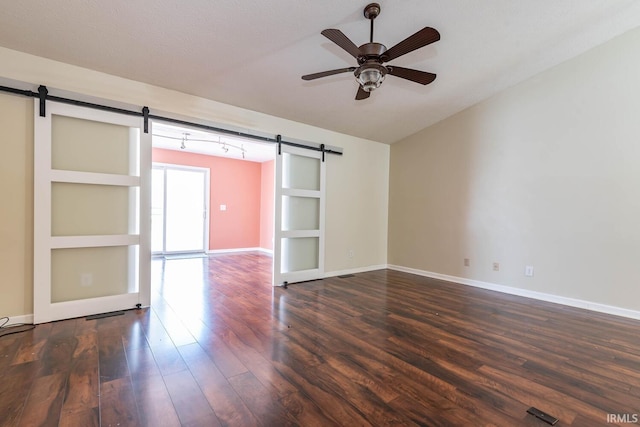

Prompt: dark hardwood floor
[{"left": 1, "top": 252, "right": 639, "bottom": 426}]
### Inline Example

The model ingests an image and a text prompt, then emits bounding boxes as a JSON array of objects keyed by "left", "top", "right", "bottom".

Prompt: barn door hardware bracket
[{"left": 38, "top": 85, "right": 48, "bottom": 117}]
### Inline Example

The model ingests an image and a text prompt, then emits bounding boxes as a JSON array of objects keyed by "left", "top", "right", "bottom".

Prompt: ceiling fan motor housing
[{"left": 357, "top": 42, "right": 387, "bottom": 64}]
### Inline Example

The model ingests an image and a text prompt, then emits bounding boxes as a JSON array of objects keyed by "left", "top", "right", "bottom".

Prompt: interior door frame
[
  {"left": 151, "top": 162, "right": 210, "bottom": 255},
  {"left": 33, "top": 101, "right": 151, "bottom": 324},
  {"left": 273, "top": 144, "right": 326, "bottom": 286}
]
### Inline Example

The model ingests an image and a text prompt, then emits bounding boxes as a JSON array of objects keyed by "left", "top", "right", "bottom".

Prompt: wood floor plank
[
  {"left": 227, "top": 371, "right": 296, "bottom": 426},
  {"left": 17, "top": 372, "right": 66, "bottom": 427},
  {"left": 10, "top": 334, "right": 47, "bottom": 366},
  {"left": 100, "top": 377, "right": 140, "bottom": 427},
  {"left": 141, "top": 308, "right": 187, "bottom": 376},
  {"left": 60, "top": 351, "right": 99, "bottom": 416},
  {"left": 0, "top": 361, "right": 40, "bottom": 425},
  {"left": 199, "top": 333, "right": 248, "bottom": 379},
  {"left": 0, "top": 335, "right": 25, "bottom": 372},
  {"left": 388, "top": 393, "right": 478, "bottom": 427},
  {"left": 277, "top": 391, "right": 338, "bottom": 427},
  {"left": 270, "top": 359, "right": 374, "bottom": 426},
  {"left": 125, "top": 345, "right": 162, "bottom": 380},
  {"left": 131, "top": 374, "right": 181, "bottom": 427},
  {"left": 121, "top": 314, "right": 151, "bottom": 351},
  {"left": 215, "top": 327, "right": 299, "bottom": 397},
  {"left": 163, "top": 369, "right": 222, "bottom": 427},
  {"left": 178, "top": 342, "right": 259, "bottom": 427},
  {"left": 312, "top": 361, "right": 419, "bottom": 427},
  {"left": 98, "top": 332, "right": 129, "bottom": 382},
  {"left": 149, "top": 344, "right": 187, "bottom": 377},
  {"left": 150, "top": 296, "right": 197, "bottom": 348},
  {"left": 71, "top": 332, "right": 97, "bottom": 360},
  {"left": 58, "top": 408, "right": 100, "bottom": 427}
]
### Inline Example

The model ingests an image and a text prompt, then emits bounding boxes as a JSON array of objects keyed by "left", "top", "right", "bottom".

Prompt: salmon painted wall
[
  {"left": 260, "top": 161, "right": 274, "bottom": 251},
  {"left": 152, "top": 148, "right": 262, "bottom": 250}
]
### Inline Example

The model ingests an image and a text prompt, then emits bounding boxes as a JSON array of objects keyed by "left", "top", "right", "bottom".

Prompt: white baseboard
[
  {"left": 4, "top": 314, "right": 34, "bottom": 326},
  {"left": 387, "top": 264, "right": 640, "bottom": 321},
  {"left": 208, "top": 247, "right": 272, "bottom": 255},
  {"left": 323, "top": 264, "right": 388, "bottom": 279}
]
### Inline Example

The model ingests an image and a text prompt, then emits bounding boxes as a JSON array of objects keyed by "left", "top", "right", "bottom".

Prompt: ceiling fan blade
[
  {"left": 321, "top": 29, "right": 362, "bottom": 59},
  {"left": 382, "top": 27, "right": 440, "bottom": 62},
  {"left": 387, "top": 66, "right": 436, "bottom": 85},
  {"left": 302, "top": 67, "right": 356, "bottom": 81},
  {"left": 355, "top": 86, "right": 370, "bottom": 100}
]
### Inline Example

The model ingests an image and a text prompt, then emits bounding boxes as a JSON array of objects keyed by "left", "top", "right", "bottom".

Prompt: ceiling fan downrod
[{"left": 364, "top": 3, "right": 381, "bottom": 43}]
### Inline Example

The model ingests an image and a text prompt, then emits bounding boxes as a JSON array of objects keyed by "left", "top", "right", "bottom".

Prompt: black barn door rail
[{"left": 0, "top": 84, "right": 342, "bottom": 158}]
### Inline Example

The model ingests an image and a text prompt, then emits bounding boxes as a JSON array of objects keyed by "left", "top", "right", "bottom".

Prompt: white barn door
[
  {"left": 33, "top": 101, "right": 151, "bottom": 323},
  {"left": 273, "top": 144, "right": 325, "bottom": 286}
]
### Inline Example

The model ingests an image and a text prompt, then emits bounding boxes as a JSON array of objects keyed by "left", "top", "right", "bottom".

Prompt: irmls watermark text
[{"left": 607, "top": 413, "right": 639, "bottom": 424}]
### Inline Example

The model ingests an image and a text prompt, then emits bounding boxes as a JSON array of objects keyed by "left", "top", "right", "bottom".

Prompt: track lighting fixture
[
  {"left": 152, "top": 132, "right": 248, "bottom": 159},
  {"left": 180, "top": 133, "right": 189, "bottom": 150}
]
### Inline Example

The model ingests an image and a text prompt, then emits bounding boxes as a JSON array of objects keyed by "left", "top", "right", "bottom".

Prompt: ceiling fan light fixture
[{"left": 356, "top": 64, "right": 387, "bottom": 92}]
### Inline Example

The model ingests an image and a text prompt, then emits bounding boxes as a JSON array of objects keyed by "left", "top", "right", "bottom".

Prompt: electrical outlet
[
  {"left": 348, "top": 249, "right": 354, "bottom": 259},
  {"left": 525, "top": 266, "right": 534, "bottom": 277},
  {"left": 464, "top": 258, "right": 470, "bottom": 267},
  {"left": 493, "top": 262, "right": 500, "bottom": 272}
]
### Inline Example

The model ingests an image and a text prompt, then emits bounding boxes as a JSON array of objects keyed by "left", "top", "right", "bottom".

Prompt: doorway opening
[
  {"left": 151, "top": 122, "right": 275, "bottom": 262},
  {"left": 150, "top": 122, "right": 276, "bottom": 305}
]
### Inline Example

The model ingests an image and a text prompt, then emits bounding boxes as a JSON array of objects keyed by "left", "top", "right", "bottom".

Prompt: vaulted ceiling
[{"left": 1, "top": 1, "right": 639, "bottom": 143}]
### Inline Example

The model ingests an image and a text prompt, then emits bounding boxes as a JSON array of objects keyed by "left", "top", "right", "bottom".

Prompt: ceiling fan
[{"left": 302, "top": 3, "right": 440, "bottom": 100}]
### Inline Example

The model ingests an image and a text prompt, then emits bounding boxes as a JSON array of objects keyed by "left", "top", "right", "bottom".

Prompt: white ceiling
[{"left": 1, "top": 1, "right": 639, "bottom": 144}]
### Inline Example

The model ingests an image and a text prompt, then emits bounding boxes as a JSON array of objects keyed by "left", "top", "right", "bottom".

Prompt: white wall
[
  {"left": 0, "top": 94, "right": 33, "bottom": 318},
  {"left": 0, "top": 47, "right": 389, "bottom": 318},
  {"left": 389, "top": 27, "right": 640, "bottom": 313}
]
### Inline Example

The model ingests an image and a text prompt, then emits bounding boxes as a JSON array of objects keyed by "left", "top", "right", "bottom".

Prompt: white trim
[
  {"left": 50, "top": 170, "right": 140, "bottom": 186},
  {"left": 207, "top": 247, "right": 271, "bottom": 254},
  {"left": 323, "top": 264, "right": 388, "bottom": 278},
  {"left": 33, "top": 100, "right": 52, "bottom": 324},
  {"left": 387, "top": 264, "right": 640, "bottom": 321},
  {"left": 276, "top": 268, "right": 321, "bottom": 285},
  {"left": 51, "top": 234, "right": 139, "bottom": 249},
  {"left": 49, "top": 101, "right": 143, "bottom": 127},
  {"left": 47, "top": 293, "right": 141, "bottom": 321},
  {"left": 137, "top": 117, "right": 151, "bottom": 308},
  {"left": 273, "top": 144, "right": 283, "bottom": 285},
  {"left": 4, "top": 314, "right": 34, "bottom": 326},
  {"left": 282, "top": 188, "right": 321, "bottom": 198},
  {"left": 281, "top": 230, "right": 320, "bottom": 239}
]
